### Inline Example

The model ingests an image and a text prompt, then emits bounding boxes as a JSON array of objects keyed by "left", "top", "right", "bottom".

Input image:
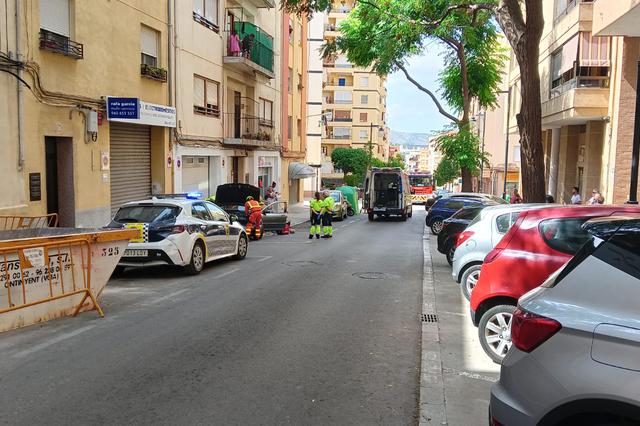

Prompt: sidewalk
[
  {"left": 286, "top": 202, "right": 311, "bottom": 226},
  {"left": 419, "top": 227, "right": 500, "bottom": 426}
]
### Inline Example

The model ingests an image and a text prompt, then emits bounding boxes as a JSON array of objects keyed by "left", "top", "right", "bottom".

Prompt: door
[
  {"left": 205, "top": 201, "right": 236, "bottom": 255},
  {"left": 110, "top": 123, "right": 151, "bottom": 215},
  {"left": 191, "top": 202, "right": 223, "bottom": 259},
  {"left": 45, "top": 137, "right": 75, "bottom": 226},
  {"left": 232, "top": 157, "right": 239, "bottom": 183},
  {"left": 182, "top": 156, "right": 210, "bottom": 195},
  {"left": 234, "top": 91, "right": 241, "bottom": 139}
]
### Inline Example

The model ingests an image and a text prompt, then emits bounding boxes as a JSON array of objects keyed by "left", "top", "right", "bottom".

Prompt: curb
[{"left": 419, "top": 227, "right": 448, "bottom": 425}]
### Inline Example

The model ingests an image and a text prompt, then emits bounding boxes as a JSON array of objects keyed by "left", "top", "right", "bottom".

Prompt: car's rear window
[
  {"left": 443, "top": 200, "right": 464, "bottom": 210},
  {"left": 539, "top": 218, "right": 591, "bottom": 254},
  {"left": 114, "top": 205, "right": 181, "bottom": 223},
  {"left": 496, "top": 212, "right": 520, "bottom": 234},
  {"left": 331, "top": 193, "right": 341, "bottom": 202},
  {"left": 594, "top": 231, "right": 640, "bottom": 280},
  {"left": 452, "top": 207, "right": 482, "bottom": 220}
]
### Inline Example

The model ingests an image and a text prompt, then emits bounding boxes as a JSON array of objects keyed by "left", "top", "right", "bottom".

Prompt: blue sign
[{"left": 107, "top": 97, "right": 140, "bottom": 120}]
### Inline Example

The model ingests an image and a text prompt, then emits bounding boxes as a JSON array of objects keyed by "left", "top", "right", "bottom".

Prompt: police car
[{"left": 106, "top": 194, "right": 248, "bottom": 275}]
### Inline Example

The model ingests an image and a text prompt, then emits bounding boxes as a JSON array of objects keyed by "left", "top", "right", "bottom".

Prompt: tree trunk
[{"left": 460, "top": 167, "right": 473, "bottom": 192}]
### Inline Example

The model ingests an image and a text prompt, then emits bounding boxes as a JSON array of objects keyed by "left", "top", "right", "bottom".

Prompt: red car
[{"left": 470, "top": 205, "right": 640, "bottom": 363}]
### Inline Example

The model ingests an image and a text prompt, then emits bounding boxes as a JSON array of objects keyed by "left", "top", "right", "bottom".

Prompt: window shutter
[
  {"left": 193, "top": 0, "right": 204, "bottom": 15},
  {"left": 205, "top": 0, "right": 216, "bottom": 23},
  {"left": 40, "top": 0, "right": 70, "bottom": 37},
  {"left": 206, "top": 81, "right": 218, "bottom": 106},
  {"left": 194, "top": 77, "right": 205, "bottom": 107},
  {"left": 141, "top": 26, "right": 158, "bottom": 58}
]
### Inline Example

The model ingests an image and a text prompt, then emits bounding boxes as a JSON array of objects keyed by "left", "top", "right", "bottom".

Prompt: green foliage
[
  {"left": 387, "top": 153, "right": 406, "bottom": 169},
  {"left": 434, "top": 156, "right": 459, "bottom": 186},
  {"left": 331, "top": 148, "right": 405, "bottom": 186},
  {"left": 433, "top": 125, "right": 489, "bottom": 185}
]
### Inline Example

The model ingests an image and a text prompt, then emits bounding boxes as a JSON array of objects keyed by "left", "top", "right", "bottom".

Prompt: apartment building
[
  {"left": 0, "top": 0, "right": 174, "bottom": 227},
  {"left": 320, "top": 0, "right": 389, "bottom": 185}
]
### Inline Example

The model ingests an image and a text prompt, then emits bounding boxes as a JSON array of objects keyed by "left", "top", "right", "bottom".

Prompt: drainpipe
[{"left": 15, "top": 0, "right": 24, "bottom": 171}]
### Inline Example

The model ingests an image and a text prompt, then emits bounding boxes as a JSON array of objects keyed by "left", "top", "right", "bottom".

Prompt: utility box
[{"left": 87, "top": 110, "right": 99, "bottom": 133}]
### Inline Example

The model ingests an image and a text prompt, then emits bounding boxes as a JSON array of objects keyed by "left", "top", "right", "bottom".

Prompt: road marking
[
  {"left": 256, "top": 256, "right": 273, "bottom": 263},
  {"left": 214, "top": 268, "right": 240, "bottom": 279},
  {"left": 146, "top": 288, "right": 190, "bottom": 305},
  {"left": 13, "top": 325, "right": 97, "bottom": 358},
  {"left": 442, "top": 367, "right": 498, "bottom": 383}
]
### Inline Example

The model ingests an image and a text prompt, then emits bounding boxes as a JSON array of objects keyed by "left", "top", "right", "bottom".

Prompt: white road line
[
  {"left": 13, "top": 325, "right": 96, "bottom": 358},
  {"left": 257, "top": 241, "right": 312, "bottom": 244},
  {"left": 214, "top": 268, "right": 240, "bottom": 279},
  {"left": 442, "top": 367, "right": 498, "bottom": 383},
  {"left": 146, "top": 288, "right": 190, "bottom": 305},
  {"left": 256, "top": 256, "right": 273, "bottom": 263}
]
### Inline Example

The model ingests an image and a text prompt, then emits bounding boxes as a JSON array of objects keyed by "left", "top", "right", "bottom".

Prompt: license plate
[{"left": 124, "top": 249, "right": 148, "bottom": 257}]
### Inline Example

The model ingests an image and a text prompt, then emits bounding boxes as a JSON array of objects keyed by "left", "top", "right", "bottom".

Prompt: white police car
[{"left": 106, "top": 194, "right": 248, "bottom": 275}]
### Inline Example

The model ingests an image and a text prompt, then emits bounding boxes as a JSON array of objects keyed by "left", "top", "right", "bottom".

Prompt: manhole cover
[
  {"left": 353, "top": 272, "right": 388, "bottom": 280},
  {"left": 285, "top": 260, "right": 321, "bottom": 267}
]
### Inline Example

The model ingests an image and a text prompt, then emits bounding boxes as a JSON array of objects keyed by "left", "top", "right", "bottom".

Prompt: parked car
[
  {"left": 436, "top": 205, "right": 485, "bottom": 265},
  {"left": 107, "top": 196, "right": 248, "bottom": 275},
  {"left": 214, "top": 183, "right": 288, "bottom": 235},
  {"left": 426, "top": 197, "right": 498, "bottom": 235},
  {"left": 490, "top": 216, "right": 640, "bottom": 425},
  {"left": 364, "top": 167, "right": 413, "bottom": 221},
  {"left": 329, "top": 190, "right": 349, "bottom": 221},
  {"left": 425, "top": 189, "right": 452, "bottom": 209},
  {"left": 469, "top": 205, "right": 640, "bottom": 363},
  {"left": 452, "top": 204, "right": 551, "bottom": 300},
  {"left": 426, "top": 192, "right": 507, "bottom": 211}
]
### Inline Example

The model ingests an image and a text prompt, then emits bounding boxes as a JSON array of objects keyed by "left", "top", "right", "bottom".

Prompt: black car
[
  {"left": 436, "top": 205, "right": 485, "bottom": 266},
  {"left": 214, "top": 183, "right": 288, "bottom": 234}
]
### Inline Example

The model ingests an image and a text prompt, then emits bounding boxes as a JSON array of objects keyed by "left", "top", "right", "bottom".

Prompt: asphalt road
[{"left": 0, "top": 210, "right": 424, "bottom": 425}]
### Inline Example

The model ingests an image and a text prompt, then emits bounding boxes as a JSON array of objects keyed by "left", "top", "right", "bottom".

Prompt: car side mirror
[{"left": 229, "top": 214, "right": 238, "bottom": 223}]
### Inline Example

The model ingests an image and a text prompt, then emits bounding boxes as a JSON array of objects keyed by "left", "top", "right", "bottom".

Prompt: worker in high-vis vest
[
  {"left": 309, "top": 191, "right": 323, "bottom": 240},
  {"left": 244, "top": 196, "right": 263, "bottom": 240},
  {"left": 321, "top": 190, "right": 334, "bottom": 238}
]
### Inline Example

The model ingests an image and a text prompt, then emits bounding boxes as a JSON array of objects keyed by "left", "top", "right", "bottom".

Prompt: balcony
[
  {"left": 223, "top": 22, "right": 274, "bottom": 79},
  {"left": 593, "top": 0, "right": 640, "bottom": 36},
  {"left": 245, "top": 0, "right": 275, "bottom": 8},
  {"left": 39, "top": 29, "right": 83, "bottom": 59},
  {"left": 141, "top": 64, "right": 167, "bottom": 83},
  {"left": 542, "top": 77, "right": 609, "bottom": 127},
  {"left": 223, "top": 113, "right": 276, "bottom": 148}
]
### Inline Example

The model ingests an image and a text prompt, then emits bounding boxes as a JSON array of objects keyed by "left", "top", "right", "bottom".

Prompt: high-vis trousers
[
  {"left": 322, "top": 212, "right": 333, "bottom": 236},
  {"left": 310, "top": 213, "right": 322, "bottom": 236},
  {"left": 246, "top": 211, "right": 262, "bottom": 239}
]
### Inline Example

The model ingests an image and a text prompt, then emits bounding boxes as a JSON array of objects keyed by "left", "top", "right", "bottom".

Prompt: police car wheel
[
  {"left": 184, "top": 241, "right": 205, "bottom": 275},
  {"left": 234, "top": 234, "right": 248, "bottom": 260}
]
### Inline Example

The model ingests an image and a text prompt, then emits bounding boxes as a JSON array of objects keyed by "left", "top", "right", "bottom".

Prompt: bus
[{"left": 408, "top": 172, "right": 435, "bottom": 204}]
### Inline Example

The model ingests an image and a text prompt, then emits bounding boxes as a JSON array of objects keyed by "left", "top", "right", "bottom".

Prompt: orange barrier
[
  {"left": 0, "top": 237, "right": 104, "bottom": 320},
  {"left": 0, "top": 214, "right": 59, "bottom": 230}
]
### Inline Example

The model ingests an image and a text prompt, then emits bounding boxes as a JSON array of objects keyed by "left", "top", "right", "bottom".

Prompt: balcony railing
[
  {"left": 141, "top": 64, "right": 167, "bottom": 82},
  {"left": 39, "top": 29, "right": 83, "bottom": 59},
  {"left": 328, "top": 134, "right": 351, "bottom": 140},
  {"left": 550, "top": 75, "right": 609, "bottom": 98},
  {"left": 224, "top": 21, "right": 274, "bottom": 75},
  {"left": 332, "top": 117, "right": 352, "bottom": 122},
  {"left": 223, "top": 113, "right": 275, "bottom": 146}
]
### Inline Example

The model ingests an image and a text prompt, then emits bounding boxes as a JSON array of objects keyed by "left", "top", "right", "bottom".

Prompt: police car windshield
[{"left": 114, "top": 205, "right": 181, "bottom": 223}]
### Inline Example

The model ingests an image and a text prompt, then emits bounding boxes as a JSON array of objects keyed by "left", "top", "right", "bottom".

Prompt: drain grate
[
  {"left": 421, "top": 313, "right": 438, "bottom": 323},
  {"left": 353, "top": 272, "right": 387, "bottom": 280}
]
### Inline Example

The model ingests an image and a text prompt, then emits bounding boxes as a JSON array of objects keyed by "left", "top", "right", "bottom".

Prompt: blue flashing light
[{"left": 187, "top": 192, "right": 203, "bottom": 200}]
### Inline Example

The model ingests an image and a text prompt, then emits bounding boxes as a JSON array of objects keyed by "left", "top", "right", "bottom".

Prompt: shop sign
[
  {"left": 106, "top": 97, "right": 176, "bottom": 128},
  {"left": 258, "top": 156, "right": 274, "bottom": 167}
]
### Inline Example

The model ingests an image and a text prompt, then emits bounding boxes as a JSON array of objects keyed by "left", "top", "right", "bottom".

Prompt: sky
[{"left": 386, "top": 43, "right": 452, "bottom": 135}]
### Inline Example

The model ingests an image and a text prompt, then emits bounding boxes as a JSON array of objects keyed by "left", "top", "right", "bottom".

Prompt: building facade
[
  {"left": 320, "top": 0, "right": 389, "bottom": 185},
  {"left": 0, "top": 0, "right": 174, "bottom": 227}
]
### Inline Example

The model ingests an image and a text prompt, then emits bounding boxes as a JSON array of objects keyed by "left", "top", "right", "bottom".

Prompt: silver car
[
  {"left": 452, "top": 204, "right": 546, "bottom": 300},
  {"left": 490, "top": 216, "right": 640, "bottom": 425}
]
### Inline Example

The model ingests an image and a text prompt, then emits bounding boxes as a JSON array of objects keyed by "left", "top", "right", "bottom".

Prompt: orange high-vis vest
[{"left": 245, "top": 200, "right": 262, "bottom": 213}]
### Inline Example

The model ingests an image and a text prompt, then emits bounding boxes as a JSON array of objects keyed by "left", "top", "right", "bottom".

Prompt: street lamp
[
  {"left": 472, "top": 110, "right": 487, "bottom": 193},
  {"left": 498, "top": 88, "right": 512, "bottom": 200}
]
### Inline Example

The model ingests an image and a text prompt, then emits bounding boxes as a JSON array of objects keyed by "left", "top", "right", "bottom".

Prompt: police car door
[
  {"left": 205, "top": 201, "right": 237, "bottom": 256},
  {"left": 191, "top": 202, "right": 223, "bottom": 259}
]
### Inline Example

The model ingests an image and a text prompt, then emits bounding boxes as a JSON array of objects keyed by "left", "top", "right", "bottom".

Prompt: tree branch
[
  {"left": 496, "top": 0, "right": 525, "bottom": 49},
  {"left": 396, "top": 62, "right": 459, "bottom": 124},
  {"left": 417, "top": 3, "right": 496, "bottom": 31}
]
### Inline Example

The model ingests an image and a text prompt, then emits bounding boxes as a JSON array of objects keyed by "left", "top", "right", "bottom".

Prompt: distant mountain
[{"left": 390, "top": 130, "right": 430, "bottom": 147}]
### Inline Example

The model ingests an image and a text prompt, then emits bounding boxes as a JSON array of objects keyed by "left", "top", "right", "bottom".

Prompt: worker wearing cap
[
  {"left": 244, "top": 196, "right": 263, "bottom": 240},
  {"left": 309, "top": 192, "right": 323, "bottom": 240},
  {"left": 321, "top": 190, "right": 334, "bottom": 239}
]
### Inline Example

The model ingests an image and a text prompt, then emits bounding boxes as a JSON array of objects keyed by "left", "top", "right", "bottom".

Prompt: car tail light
[
  {"left": 171, "top": 225, "right": 185, "bottom": 234},
  {"left": 511, "top": 308, "right": 561, "bottom": 353},
  {"left": 455, "top": 231, "right": 474, "bottom": 248},
  {"left": 484, "top": 248, "right": 503, "bottom": 263}
]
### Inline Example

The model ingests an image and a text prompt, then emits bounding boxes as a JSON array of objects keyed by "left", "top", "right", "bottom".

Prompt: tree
[
  {"left": 434, "top": 127, "right": 487, "bottom": 181},
  {"left": 331, "top": 147, "right": 369, "bottom": 186},
  {"left": 435, "top": 157, "right": 460, "bottom": 186},
  {"left": 387, "top": 153, "right": 406, "bottom": 169},
  {"left": 284, "top": 0, "right": 548, "bottom": 202}
]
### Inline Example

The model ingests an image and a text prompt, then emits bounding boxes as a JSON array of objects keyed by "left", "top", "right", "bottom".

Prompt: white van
[{"left": 364, "top": 167, "right": 413, "bottom": 221}]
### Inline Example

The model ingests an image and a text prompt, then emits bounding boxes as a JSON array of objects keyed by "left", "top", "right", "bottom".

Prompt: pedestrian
[
  {"left": 309, "top": 192, "right": 323, "bottom": 240},
  {"left": 588, "top": 189, "right": 604, "bottom": 205},
  {"left": 510, "top": 188, "right": 523, "bottom": 204},
  {"left": 545, "top": 194, "right": 555, "bottom": 203},
  {"left": 242, "top": 33, "right": 255, "bottom": 59},
  {"left": 571, "top": 186, "right": 582, "bottom": 204},
  {"left": 229, "top": 30, "right": 241, "bottom": 56},
  {"left": 244, "top": 196, "right": 263, "bottom": 240},
  {"left": 321, "top": 190, "right": 334, "bottom": 239}
]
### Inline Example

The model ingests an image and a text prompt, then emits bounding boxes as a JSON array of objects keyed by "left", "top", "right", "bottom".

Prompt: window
[
  {"left": 193, "top": 0, "right": 219, "bottom": 30},
  {"left": 335, "top": 91, "right": 352, "bottom": 104},
  {"left": 539, "top": 218, "right": 591, "bottom": 255},
  {"left": 40, "top": 0, "right": 70, "bottom": 37},
  {"left": 496, "top": 212, "right": 520, "bottom": 234},
  {"left": 205, "top": 202, "right": 229, "bottom": 222},
  {"left": 297, "top": 119, "right": 302, "bottom": 137},
  {"left": 260, "top": 98, "right": 273, "bottom": 126},
  {"left": 297, "top": 23, "right": 303, "bottom": 46},
  {"left": 288, "top": 116, "right": 293, "bottom": 140},
  {"left": 360, "top": 94, "right": 369, "bottom": 104},
  {"left": 192, "top": 203, "right": 213, "bottom": 221},
  {"left": 289, "top": 18, "right": 294, "bottom": 44},
  {"left": 338, "top": 77, "right": 346, "bottom": 86},
  {"left": 359, "top": 112, "right": 367, "bottom": 123},
  {"left": 443, "top": 200, "right": 464, "bottom": 210},
  {"left": 193, "top": 75, "right": 220, "bottom": 117},
  {"left": 322, "top": 146, "right": 328, "bottom": 156},
  {"left": 114, "top": 205, "right": 181, "bottom": 224},
  {"left": 298, "top": 73, "right": 303, "bottom": 90},
  {"left": 141, "top": 26, "right": 159, "bottom": 67},
  {"left": 333, "top": 127, "right": 350, "bottom": 138},
  {"left": 453, "top": 207, "right": 482, "bottom": 221},
  {"left": 595, "top": 229, "right": 640, "bottom": 280},
  {"left": 359, "top": 130, "right": 368, "bottom": 140},
  {"left": 513, "top": 146, "right": 521, "bottom": 162},
  {"left": 288, "top": 67, "right": 293, "bottom": 93},
  {"left": 360, "top": 77, "right": 369, "bottom": 87}
]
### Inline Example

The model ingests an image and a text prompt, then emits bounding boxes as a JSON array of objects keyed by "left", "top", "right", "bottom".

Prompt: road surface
[{"left": 0, "top": 211, "right": 425, "bottom": 425}]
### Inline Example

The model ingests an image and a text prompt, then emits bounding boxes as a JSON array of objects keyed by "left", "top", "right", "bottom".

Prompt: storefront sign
[
  {"left": 258, "top": 156, "right": 274, "bottom": 167},
  {"left": 106, "top": 97, "right": 176, "bottom": 128}
]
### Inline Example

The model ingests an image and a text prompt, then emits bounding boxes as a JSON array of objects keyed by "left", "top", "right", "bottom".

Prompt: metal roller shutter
[{"left": 110, "top": 123, "right": 152, "bottom": 214}]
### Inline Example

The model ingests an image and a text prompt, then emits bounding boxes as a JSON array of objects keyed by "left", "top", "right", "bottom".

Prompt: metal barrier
[
  {"left": 0, "top": 214, "right": 59, "bottom": 230},
  {"left": 0, "top": 237, "right": 104, "bottom": 319}
]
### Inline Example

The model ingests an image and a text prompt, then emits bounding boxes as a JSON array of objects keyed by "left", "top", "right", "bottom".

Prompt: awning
[{"left": 289, "top": 162, "right": 316, "bottom": 180}]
